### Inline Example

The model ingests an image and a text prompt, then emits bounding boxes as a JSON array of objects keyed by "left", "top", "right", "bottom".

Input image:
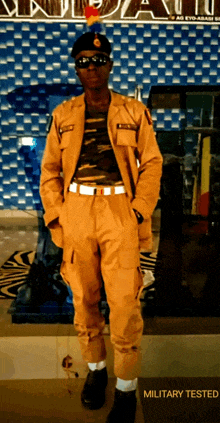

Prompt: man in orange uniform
[{"left": 40, "top": 32, "right": 162, "bottom": 422}]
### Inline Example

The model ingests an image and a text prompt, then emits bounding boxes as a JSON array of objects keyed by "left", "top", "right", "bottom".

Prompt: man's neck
[{"left": 85, "top": 88, "right": 111, "bottom": 112}]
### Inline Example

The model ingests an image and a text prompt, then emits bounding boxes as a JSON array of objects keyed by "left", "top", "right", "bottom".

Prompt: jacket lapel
[
  {"left": 65, "top": 93, "right": 85, "bottom": 190},
  {"left": 108, "top": 91, "right": 126, "bottom": 124}
]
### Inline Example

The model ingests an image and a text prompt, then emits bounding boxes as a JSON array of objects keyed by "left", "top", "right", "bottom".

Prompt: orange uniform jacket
[{"left": 40, "top": 90, "right": 163, "bottom": 251}]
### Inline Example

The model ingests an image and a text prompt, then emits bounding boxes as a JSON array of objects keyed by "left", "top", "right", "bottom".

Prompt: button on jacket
[{"left": 40, "top": 90, "right": 163, "bottom": 251}]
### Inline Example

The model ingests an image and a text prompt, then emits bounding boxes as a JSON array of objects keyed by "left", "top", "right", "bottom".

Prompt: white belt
[{"left": 69, "top": 182, "right": 126, "bottom": 196}]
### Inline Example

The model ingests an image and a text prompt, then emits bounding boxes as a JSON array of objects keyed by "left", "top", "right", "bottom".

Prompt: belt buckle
[{"left": 95, "top": 187, "right": 104, "bottom": 195}]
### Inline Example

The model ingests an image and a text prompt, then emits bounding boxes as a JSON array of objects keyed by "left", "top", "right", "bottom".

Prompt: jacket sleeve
[
  {"left": 131, "top": 106, "right": 163, "bottom": 220},
  {"left": 40, "top": 111, "right": 64, "bottom": 228}
]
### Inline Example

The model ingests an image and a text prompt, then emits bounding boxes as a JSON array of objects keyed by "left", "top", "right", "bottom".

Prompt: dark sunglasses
[{"left": 75, "top": 54, "right": 110, "bottom": 69}]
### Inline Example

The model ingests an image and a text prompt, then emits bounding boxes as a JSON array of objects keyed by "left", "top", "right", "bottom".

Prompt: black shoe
[
  {"left": 81, "top": 367, "right": 108, "bottom": 410},
  {"left": 106, "top": 388, "right": 137, "bottom": 423}
]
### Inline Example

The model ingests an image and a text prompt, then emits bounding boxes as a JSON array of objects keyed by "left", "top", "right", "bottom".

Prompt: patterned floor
[
  {"left": 0, "top": 224, "right": 38, "bottom": 268},
  {"left": 0, "top": 250, "right": 35, "bottom": 299}
]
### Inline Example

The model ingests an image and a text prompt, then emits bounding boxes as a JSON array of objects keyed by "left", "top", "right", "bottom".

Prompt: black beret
[{"left": 71, "top": 32, "right": 111, "bottom": 58}]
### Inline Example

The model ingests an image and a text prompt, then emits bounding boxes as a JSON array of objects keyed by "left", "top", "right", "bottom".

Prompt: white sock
[
  {"left": 116, "top": 377, "right": 137, "bottom": 392},
  {"left": 88, "top": 360, "right": 106, "bottom": 371}
]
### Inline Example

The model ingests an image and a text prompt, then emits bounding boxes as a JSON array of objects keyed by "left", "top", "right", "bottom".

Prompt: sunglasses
[{"left": 75, "top": 54, "right": 110, "bottom": 69}]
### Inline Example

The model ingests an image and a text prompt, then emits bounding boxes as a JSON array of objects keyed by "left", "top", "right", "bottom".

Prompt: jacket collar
[
  {"left": 69, "top": 90, "right": 127, "bottom": 124},
  {"left": 69, "top": 90, "right": 127, "bottom": 108}
]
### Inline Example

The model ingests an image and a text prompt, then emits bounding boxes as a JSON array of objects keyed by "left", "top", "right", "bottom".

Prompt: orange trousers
[{"left": 59, "top": 191, "right": 144, "bottom": 380}]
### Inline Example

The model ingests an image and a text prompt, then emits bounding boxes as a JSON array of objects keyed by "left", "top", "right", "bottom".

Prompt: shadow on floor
[{"left": 0, "top": 378, "right": 144, "bottom": 423}]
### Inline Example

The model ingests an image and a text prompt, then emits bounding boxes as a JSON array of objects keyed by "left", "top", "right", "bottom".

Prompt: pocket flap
[{"left": 117, "top": 129, "right": 137, "bottom": 147}]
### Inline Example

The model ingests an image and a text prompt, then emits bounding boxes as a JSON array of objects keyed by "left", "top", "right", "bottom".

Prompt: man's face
[{"left": 75, "top": 50, "right": 113, "bottom": 91}]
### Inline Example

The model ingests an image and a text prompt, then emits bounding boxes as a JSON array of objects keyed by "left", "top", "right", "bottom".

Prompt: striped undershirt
[{"left": 73, "top": 109, "right": 123, "bottom": 186}]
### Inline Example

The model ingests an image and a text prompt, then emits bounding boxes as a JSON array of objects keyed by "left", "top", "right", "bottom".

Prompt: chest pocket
[
  {"left": 59, "top": 125, "right": 75, "bottom": 149},
  {"left": 116, "top": 129, "right": 137, "bottom": 148}
]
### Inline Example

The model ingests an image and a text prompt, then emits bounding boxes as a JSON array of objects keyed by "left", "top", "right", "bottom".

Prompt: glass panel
[
  {"left": 149, "top": 87, "right": 220, "bottom": 316},
  {"left": 186, "top": 94, "right": 214, "bottom": 128}
]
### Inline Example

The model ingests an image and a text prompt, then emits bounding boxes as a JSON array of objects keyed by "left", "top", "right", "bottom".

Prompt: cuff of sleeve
[
  {"left": 133, "top": 209, "right": 144, "bottom": 224},
  {"left": 44, "top": 207, "right": 62, "bottom": 227}
]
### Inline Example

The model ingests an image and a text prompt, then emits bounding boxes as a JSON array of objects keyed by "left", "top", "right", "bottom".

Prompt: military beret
[{"left": 71, "top": 32, "right": 111, "bottom": 58}]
